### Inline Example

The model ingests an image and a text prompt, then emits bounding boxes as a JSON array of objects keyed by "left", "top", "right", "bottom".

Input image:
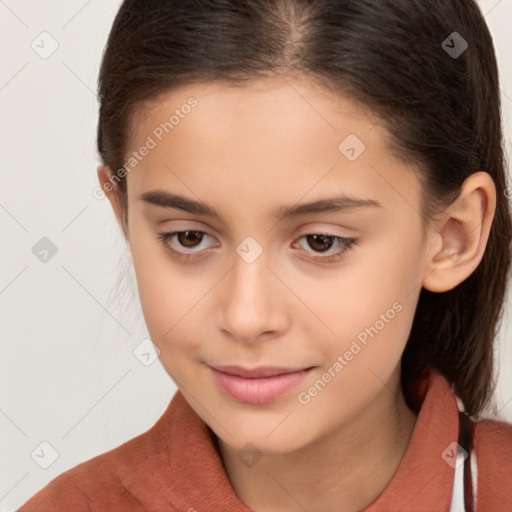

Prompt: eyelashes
[{"left": 156, "top": 230, "right": 357, "bottom": 264}]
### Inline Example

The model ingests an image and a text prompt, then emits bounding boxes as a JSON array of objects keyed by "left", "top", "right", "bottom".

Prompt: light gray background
[{"left": 1, "top": 0, "right": 511, "bottom": 510}]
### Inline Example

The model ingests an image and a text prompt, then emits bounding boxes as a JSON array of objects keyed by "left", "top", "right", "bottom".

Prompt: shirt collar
[{"left": 148, "top": 369, "right": 458, "bottom": 511}]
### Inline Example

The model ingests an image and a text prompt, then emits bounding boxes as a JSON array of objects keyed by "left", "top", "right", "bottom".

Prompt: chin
[{"left": 214, "top": 417, "right": 318, "bottom": 456}]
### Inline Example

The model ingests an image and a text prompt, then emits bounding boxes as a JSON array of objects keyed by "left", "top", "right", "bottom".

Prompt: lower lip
[{"left": 209, "top": 366, "right": 314, "bottom": 404}]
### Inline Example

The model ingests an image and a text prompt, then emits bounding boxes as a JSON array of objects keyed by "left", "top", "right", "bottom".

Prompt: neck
[{"left": 216, "top": 370, "right": 418, "bottom": 512}]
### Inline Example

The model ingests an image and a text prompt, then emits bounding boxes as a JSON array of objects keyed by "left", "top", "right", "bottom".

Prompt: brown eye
[
  {"left": 156, "top": 230, "right": 216, "bottom": 262},
  {"left": 294, "top": 233, "right": 357, "bottom": 262},
  {"left": 305, "top": 234, "right": 335, "bottom": 252},
  {"left": 176, "top": 230, "right": 204, "bottom": 248}
]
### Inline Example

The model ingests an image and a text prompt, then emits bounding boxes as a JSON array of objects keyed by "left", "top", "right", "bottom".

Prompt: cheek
[
  {"left": 131, "top": 260, "right": 209, "bottom": 381},
  {"left": 135, "top": 266, "right": 205, "bottom": 340},
  {"left": 302, "top": 232, "right": 424, "bottom": 368},
  {"left": 128, "top": 231, "right": 200, "bottom": 343}
]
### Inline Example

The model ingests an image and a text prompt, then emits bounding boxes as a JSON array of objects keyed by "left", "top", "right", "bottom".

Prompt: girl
[{"left": 19, "top": 0, "right": 512, "bottom": 511}]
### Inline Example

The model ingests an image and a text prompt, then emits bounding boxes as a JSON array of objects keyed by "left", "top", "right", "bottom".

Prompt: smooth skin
[{"left": 98, "top": 77, "right": 496, "bottom": 512}]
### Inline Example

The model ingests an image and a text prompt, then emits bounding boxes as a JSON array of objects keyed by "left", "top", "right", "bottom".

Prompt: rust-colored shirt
[{"left": 18, "top": 370, "right": 512, "bottom": 511}]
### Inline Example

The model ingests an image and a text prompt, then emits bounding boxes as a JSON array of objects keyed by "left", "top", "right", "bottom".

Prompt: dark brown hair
[{"left": 97, "top": 0, "right": 511, "bottom": 417}]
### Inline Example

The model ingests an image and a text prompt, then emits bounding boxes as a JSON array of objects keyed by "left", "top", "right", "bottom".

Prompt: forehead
[
  {"left": 134, "top": 77, "right": 381, "bottom": 146},
  {"left": 125, "top": 78, "right": 421, "bottom": 219}
]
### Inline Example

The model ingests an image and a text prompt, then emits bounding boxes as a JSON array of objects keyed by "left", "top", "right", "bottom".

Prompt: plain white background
[{"left": 1, "top": 0, "right": 511, "bottom": 510}]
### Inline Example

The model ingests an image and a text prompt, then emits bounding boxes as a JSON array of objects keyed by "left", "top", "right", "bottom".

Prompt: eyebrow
[{"left": 138, "top": 190, "right": 382, "bottom": 220}]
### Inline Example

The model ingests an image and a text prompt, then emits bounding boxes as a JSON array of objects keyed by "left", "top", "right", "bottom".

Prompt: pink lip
[{"left": 209, "top": 365, "right": 314, "bottom": 404}]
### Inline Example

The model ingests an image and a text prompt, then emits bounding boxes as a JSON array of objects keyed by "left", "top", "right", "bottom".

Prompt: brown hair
[{"left": 97, "top": 0, "right": 511, "bottom": 417}]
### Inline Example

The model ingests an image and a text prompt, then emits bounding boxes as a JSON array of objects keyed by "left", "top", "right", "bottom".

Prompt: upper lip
[{"left": 209, "top": 364, "right": 312, "bottom": 379}]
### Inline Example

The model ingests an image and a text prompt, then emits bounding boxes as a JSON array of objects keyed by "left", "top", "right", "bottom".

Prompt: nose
[{"left": 218, "top": 244, "right": 288, "bottom": 344}]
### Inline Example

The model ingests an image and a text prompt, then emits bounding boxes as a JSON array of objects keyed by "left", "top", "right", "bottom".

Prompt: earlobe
[{"left": 422, "top": 171, "right": 496, "bottom": 293}]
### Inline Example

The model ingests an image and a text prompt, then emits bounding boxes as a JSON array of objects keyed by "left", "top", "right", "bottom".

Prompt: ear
[
  {"left": 422, "top": 171, "right": 496, "bottom": 293},
  {"left": 97, "top": 163, "right": 127, "bottom": 237}
]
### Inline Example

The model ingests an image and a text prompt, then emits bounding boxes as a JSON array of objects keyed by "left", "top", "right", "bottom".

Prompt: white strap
[
  {"left": 469, "top": 440, "right": 478, "bottom": 510},
  {"left": 448, "top": 440, "right": 478, "bottom": 512},
  {"left": 449, "top": 445, "right": 468, "bottom": 512}
]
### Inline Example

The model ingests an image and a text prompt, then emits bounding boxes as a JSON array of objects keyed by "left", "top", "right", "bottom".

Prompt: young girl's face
[{"left": 122, "top": 77, "right": 431, "bottom": 454}]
